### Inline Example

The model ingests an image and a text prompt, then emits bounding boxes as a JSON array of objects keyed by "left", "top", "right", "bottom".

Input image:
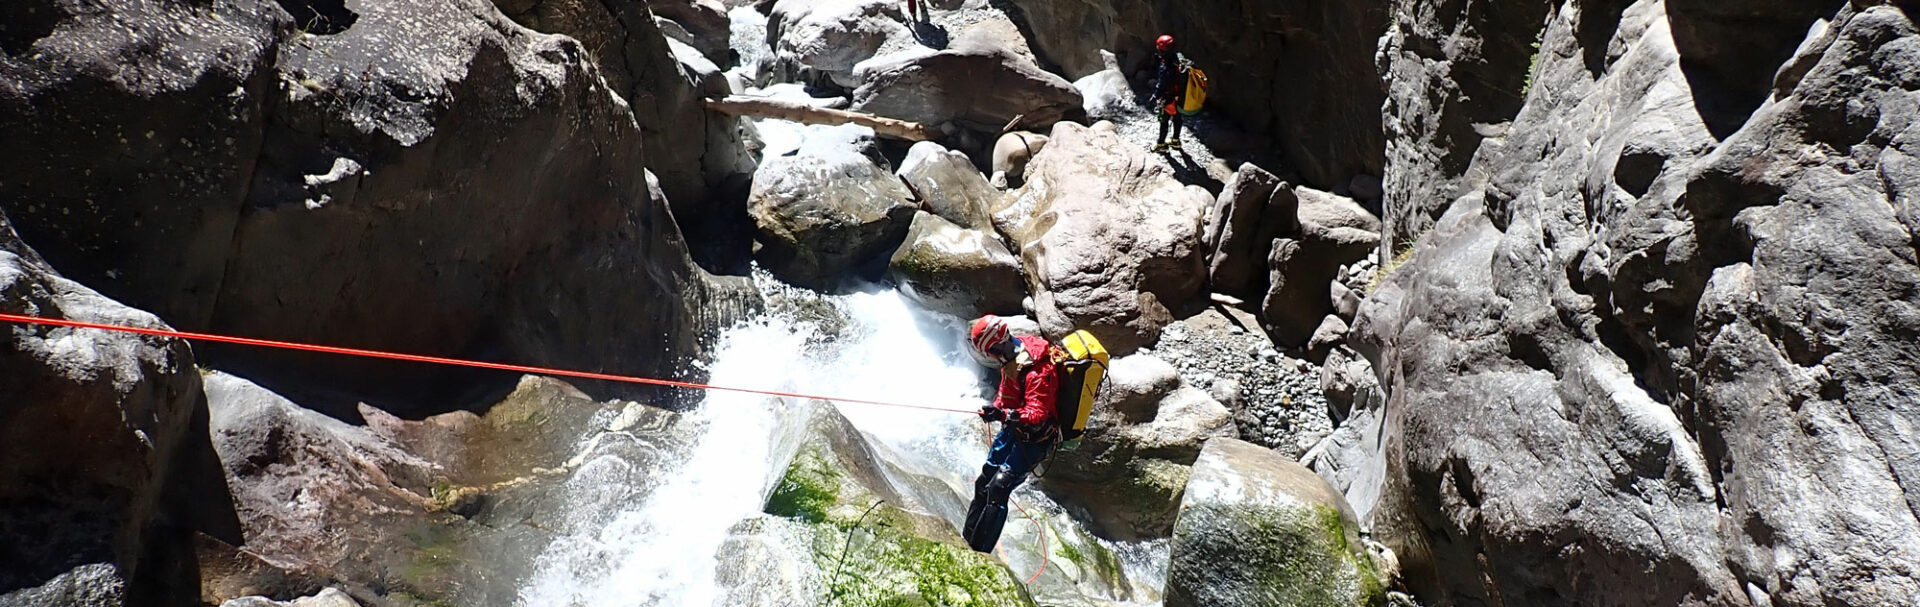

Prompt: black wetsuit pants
[{"left": 962, "top": 425, "right": 1050, "bottom": 553}]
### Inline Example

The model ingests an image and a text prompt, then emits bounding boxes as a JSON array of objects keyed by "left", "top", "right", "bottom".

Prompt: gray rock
[
  {"left": 1329, "top": 279, "right": 1361, "bottom": 322},
  {"left": 766, "top": 0, "right": 912, "bottom": 88},
  {"left": 1073, "top": 51, "right": 1137, "bottom": 123},
  {"left": 1042, "top": 354, "right": 1233, "bottom": 539},
  {"left": 995, "top": 121, "right": 1213, "bottom": 353},
  {"left": 1166, "top": 438, "right": 1387, "bottom": 607},
  {"left": 888, "top": 211, "right": 1026, "bottom": 319},
  {"left": 850, "top": 47, "right": 1083, "bottom": 135},
  {"left": 990, "top": 131, "right": 1050, "bottom": 188},
  {"left": 1379, "top": 0, "right": 1551, "bottom": 250},
  {"left": 0, "top": 210, "right": 215, "bottom": 606},
  {"left": 203, "top": 373, "right": 674, "bottom": 604},
  {"left": 0, "top": 0, "right": 755, "bottom": 410},
  {"left": 1204, "top": 163, "right": 1286, "bottom": 298},
  {"left": 218, "top": 588, "right": 361, "bottom": 607},
  {"left": 649, "top": 0, "right": 734, "bottom": 64},
  {"left": 749, "top": 124, "right": 918, "bottom": 290},
  {"left": 494, "top": 0, "right": 743, "bottom": 226},
  {"left": 896, "top": 141, "right": 997, "bottom": 230},
  {"left": 1305, "top": 315, "right": 1349, "bottom": 364},
  {"left": 1337, "top": 3, "right": 1920, "bottom": 605}
]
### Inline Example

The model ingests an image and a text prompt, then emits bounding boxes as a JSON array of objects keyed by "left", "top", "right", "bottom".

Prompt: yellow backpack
[
  {"left": 1052, "top": 330, "right": 1110, "bottom": 449},
  {"left": 1181, "top": 64, "right": 1209, "bottom": 115}
]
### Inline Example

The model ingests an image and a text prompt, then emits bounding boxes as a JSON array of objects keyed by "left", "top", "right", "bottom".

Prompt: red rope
[
  {"left": 0, "top": 312, "right": 976, "bottom": 414},
  {"left": 1013, "top": 498, "right": 1049, "bottom": 584}
]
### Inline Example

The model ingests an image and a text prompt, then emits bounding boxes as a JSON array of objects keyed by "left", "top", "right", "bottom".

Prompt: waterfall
[{"left": 514, "top": 281, "right": 1166, "bottom": 606}]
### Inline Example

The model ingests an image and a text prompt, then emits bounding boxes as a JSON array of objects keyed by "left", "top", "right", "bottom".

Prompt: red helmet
[
  {"left": 969, "top": 315, "right": 1012, "bottom": 363},
  {"left": 1156, "top": 35, "right": 1175, "bottom": 51}
]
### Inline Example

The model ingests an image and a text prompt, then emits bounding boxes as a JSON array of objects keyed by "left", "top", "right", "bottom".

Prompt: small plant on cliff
[
  {"left": 1520, "top": 26, "right": 1546, "bottom": 98},
  {"left": 1367, "top": 245, "right": 1416, "bottom": 296}
]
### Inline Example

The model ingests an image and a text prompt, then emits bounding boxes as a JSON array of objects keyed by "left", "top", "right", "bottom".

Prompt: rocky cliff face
[
  {"left": 0, "top": 0, "right": 752, "bottom": 412},
  {"left": 1321, "top": 1, "right": 1920, "bottom": 605}
]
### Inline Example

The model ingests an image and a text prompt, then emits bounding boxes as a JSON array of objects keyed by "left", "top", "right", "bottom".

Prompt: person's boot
[
  {"left": 967, "top": 505, "right": 1009, "bottom": 553},
  {"left": 961, "top": 464, "right": 996, "bottom": 549}
]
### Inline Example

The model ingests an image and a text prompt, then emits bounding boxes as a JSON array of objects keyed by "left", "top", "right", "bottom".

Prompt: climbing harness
[{"left": 0, "top": 312, "right": 978, "bottom": 414}]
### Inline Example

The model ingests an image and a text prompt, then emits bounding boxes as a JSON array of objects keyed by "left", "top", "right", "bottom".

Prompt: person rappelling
[
  {"left": 962, "top": 315, "right": 1060, "bottom": 553},
  {"left": 961, "top": 315, "right": 1109, "bottom": 554}
]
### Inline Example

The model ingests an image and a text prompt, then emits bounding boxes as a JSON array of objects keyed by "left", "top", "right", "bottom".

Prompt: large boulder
[
  {"left": 749, "top": 124, "right": 918, "bottom": 290},
  {"left": 650, "top": 0, "right": 734, "bottom": 65},
  {"left": 765, "top": 0, "right": 913, "bottom": 89},
  {"left": 1041, "top": 354, "right": 1234, "bottom": 539},
  {"left": 0, "top": 212, "right": 225, "bottom": 606},
  {"left": 888, "top": 212, "right": 1026, "bottom": 319},
  {"left": 203, "top": 373, "right": 679, "bottom": 605},
  {"left": 720, "top": 401, "right": 1038, "bottom": 606},
  {"left": 1260, "top": 188, "right": 1381, "bottom": 349},
  {"left": 994, "top": 121, "right": 1212, "bottom": 353},
  {"left": 896, "top": 141, "right": 997, "bottom": 231},
  {"left": 850, "top": 47, "right": 1084, "bottom": 135},
  {"left": 1331, "top": 3, "right": 1920, "bottom": 605},
  {"left": 990, "top": 131, "right": 1049, "bottom": 189},
  {"left": 1203, "top": 163, "right": 1289, "bottom": 298},
  {"left": 0, "top": 0, "right": 753, "bottom": 412},
  {"left": 491, "top": 0, "right": 749, "bottom": 236},
  {"left": 1166, "top": 438, "right": 1387, "bottom": 607}
]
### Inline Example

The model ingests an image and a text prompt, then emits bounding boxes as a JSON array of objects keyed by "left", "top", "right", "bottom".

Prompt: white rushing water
[{"left": 515, "top": 286, "right": 1165, "bottom": 606}]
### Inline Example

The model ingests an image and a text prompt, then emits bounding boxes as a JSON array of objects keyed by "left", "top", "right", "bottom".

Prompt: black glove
[{"left": 978, "top": 405, "right": 1006, "bottom": 423}]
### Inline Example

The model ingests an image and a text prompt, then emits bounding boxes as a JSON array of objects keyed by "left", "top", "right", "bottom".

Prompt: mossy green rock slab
[
  {"left": 1166, "top": 438, "right": 1385, "bottom": 607},
  {"left": 722, "top": 401, "right": 1037, "bottom": 607}
]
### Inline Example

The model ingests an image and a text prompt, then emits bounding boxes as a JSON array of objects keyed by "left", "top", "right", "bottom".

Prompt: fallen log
[{"left": 704, "top": 95, "right": 937, "bottom": 141}]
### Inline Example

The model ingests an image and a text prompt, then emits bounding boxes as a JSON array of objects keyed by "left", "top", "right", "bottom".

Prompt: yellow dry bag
[
  {"left": 1181, "top": 65, "right": 1208, "bottom": 115},
  {"left": 1053, "top": 330, "right": 1110, "bottom": 449}
]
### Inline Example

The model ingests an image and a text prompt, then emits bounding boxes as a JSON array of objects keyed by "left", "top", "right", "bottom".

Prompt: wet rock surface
[
  {"left": 723, "top": 401, "right": 1039, "bottom": 607},
  {"left": 201, "top": 373, "right": 686, "bottom": 606},
  {"left": 748, "top": 124, "right": 918, "bottom": 291},
  {"left": 1041, "top": 352, "right": 1234, "bottom": 541},
  {"left": 889, "top": 211, "right": 1026, "bottom": 319}
]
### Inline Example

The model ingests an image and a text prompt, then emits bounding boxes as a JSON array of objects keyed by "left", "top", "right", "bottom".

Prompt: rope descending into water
[{"left": 0, "top": 312, "right": 977, "bottom": 414}]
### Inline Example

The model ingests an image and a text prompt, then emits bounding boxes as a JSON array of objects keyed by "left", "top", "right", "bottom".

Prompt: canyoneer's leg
[{"left": 963, "top": 425, "right": 1048, "bottom": 553}]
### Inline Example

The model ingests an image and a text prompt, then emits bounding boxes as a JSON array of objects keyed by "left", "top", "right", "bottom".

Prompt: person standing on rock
[
  {"left": 1151, "top": 34, "right": 1189, "bottom": 152},
  {"left": 962, "top": 314, "right": 1060, "bottom": 553}
]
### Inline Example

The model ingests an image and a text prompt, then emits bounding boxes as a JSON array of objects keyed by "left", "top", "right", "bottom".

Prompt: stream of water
[{"left": 513, "top": 282, "right": 1166, "bottom": 606}]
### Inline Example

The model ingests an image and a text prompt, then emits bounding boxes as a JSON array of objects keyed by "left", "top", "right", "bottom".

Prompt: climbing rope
[
  {"left": 0, "top": 312, "right": 977, "bottom": 414},
  {"left": 1, "top": 311, "right": 1060, "bottom": 584}
]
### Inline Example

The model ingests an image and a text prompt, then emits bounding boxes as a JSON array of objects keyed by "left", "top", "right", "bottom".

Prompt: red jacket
[{"left": 992, "top": 336, "right": 1058, "bottom": 428}]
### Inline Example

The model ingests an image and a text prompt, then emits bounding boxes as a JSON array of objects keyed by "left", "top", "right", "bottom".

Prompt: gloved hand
[{"left": 978, "top": 405, "right": 1006, "bottom": 423}]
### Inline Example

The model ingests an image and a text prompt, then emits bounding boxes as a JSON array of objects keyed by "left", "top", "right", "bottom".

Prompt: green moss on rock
[{"left": 766, "top": 448, "right": 842, "bottom": 523}]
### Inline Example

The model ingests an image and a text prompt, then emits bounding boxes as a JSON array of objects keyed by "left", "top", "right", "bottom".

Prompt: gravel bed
[{"left": 1142, "top": 308, "right": 1334, "bottom": 458}]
